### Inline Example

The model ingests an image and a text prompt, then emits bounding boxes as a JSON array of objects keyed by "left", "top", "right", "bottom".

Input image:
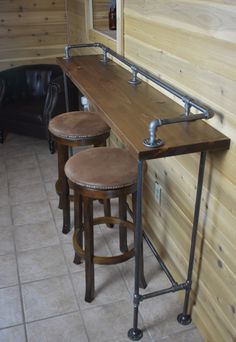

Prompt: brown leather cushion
[
  {"left": 65, "top": 147, "right": 137, "bottom": 190},
  {"left": 48, "top": 111, "right": 110, "bottom": 141}
]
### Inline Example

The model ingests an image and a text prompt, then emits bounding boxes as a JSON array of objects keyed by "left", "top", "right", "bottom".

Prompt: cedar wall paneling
[
  {"left": 66, "top": 0, "right": 97, "bottom": 55},
  {"left": 92, "top": 0, "right": 109, "bottom": 31},
  {"left": 124, "top": 1, "right": 236, "bottom": 341},
  {"left": 0, "top": 0, "right": 67, "bottom": 70},
  {"left": 66, "top": 0, "right": 88, "bottom": 45}
]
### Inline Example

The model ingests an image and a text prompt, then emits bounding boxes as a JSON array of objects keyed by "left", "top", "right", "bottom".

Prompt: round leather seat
[
  {"left": 48, "top": 111, "right": 110, "bottom": 141},
  {"left": 48, "top": 110, "right": 111, "bottom": 234},
  {"left": 65, "top": 147, "right": 137, "bottom": 190}
]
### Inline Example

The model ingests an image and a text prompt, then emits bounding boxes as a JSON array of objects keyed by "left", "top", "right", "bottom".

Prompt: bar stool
[
  {"left": 48, "top": 111, "right": 111, "bottom": 234},
  {"left": 65, "top": 147, "right": 147, "bottom": 302}
]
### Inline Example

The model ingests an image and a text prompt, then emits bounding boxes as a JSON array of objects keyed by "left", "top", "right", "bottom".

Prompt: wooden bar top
[{"left": 57, "top": 55, "right": 230, "bottom": 160}]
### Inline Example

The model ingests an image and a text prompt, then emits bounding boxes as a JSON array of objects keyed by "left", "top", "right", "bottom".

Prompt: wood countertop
[{"left": 57, "top": 55, "right": 230, "bottom": 160}]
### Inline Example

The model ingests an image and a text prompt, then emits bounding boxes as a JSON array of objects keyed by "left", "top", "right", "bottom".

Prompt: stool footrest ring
[{"left": 73, "top": 216, "right": 135, "bottom": 265}]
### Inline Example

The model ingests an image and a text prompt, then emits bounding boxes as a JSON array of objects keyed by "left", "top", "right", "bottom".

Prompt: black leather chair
[{"left": 0, "top": 64, "right": 79, "bottom": 153}]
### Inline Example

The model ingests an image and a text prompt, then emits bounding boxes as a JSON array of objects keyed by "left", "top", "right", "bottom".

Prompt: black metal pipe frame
[
  {"left": 127, "top": 152, "right": 207, "bottom": 340},
  {"left": 63, "top": 43, "right": 215, "bottom": 147},
  {"left": 177, "top": 151, "right": 207, "bottom": 325},
  {"left": 127, "top": 160, "right": 144, "bottom": 341},
  {"left": 62, "top": 44, "right": 208, "bottom": 340},
  {"left": 63, "top": 72, "right": 69, "bottom": 112}
]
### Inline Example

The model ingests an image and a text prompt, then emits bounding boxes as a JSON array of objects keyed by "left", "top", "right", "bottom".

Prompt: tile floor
[{"left": 0, "top": 134, "right": 204, "bottom": 342}]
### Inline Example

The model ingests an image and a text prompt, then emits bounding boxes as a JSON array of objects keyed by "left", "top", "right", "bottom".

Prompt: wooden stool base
[{"left": 73, "top": 216, "right": 135, "bottom": 265}]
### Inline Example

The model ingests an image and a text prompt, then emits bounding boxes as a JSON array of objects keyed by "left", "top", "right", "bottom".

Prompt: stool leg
[
  {"left": 84, "top": 197, "right": 95, "bottom": 302},
  {"left": 103, "top": 199, "right": 113, "bottom": 228},
  {"left": 95, "top": 141, "right": 113, "bottom": 228},
  {"left": 132, "top": 193, "right": 147, "bottom": 289},
  {"left": 119, "top": 195, "right": 128, "bottom": 253},
  {"left": 57, "top": 143, "right": 71, "bottom": 234},
  {"left": 73, "top": 191, "right": 83, "bottom": 265}
]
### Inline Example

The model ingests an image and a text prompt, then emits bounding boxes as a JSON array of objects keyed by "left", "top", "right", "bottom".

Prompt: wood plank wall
[
  {"left": 0, "top": 0, "right": 67, "bottom": 71},
  {"left": 124, "top": 1, "right": 236, "bottom": 341},
  {"left": 66, "top": 0, "right": 88, "bottom": 45},
  {"left": 92, "top": 0, "right": 110, "bottom": 31}
]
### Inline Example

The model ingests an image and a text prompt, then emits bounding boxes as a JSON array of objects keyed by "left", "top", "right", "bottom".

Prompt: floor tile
[
  {"left": 7, "top": 167, "right": 42, "bottom": 188},
  {"left": 61, "top": 243, "right": 82, "bottom": 274},
  {"left": 0, "top": 325, "right": 26, "bottom": 342},
  {"left": 82, "top": 299, "right": 151, "bottom": 342},
  {"left": 0, "top": 172, "right": 8, "bottom": 188},
  {"left": 33, "top": 141, "right": 50, "bottom": 154},
  {"left": 0, "top": 254, "right": 18, "bottom": 288},
  {"left": 14, "top": 220, "right": 59, "bottom": 252},
  {"left": 162, "top": 327, "right": 204, "bottom": 342},
  {"left": 22, "top": 276, "right": 78, "bottom": 322},
  {"left": 100, "top": 224, "right": 153, "bottom": 260},
  {"left": 6, "top": 154, "right": 38, "bottom": 172},
  {"left": 0, "top": 226, "right": 15, "bottom": 256},
  {"left": 44, "top": 182, "right": 58, "bottom": 199},
  {"left": 3, "top": 144, "right": 34, "bottom": 159},
  {"left": 62, "top": 227, "right": 111, "bottom": 273},
  {"left": 26, "top": 312, "right": 88, "bottom": 342},
  {"left": 0, "top": 161, "right": 6, "bottom": 173},
  {"left": 72, "top": 265, "right": 130, "bottom": 310},
  {"left": 0, "top": 286, "right": 23, "bottom": 329},
  {"left": 12, "top": 200, "right": 52, "bottom": 226},
  {"left": 0, "top": 186, "right": 9, "bottom": 207},
  {"left": 18, "top": 245, "right": 68, "bottom": 283},
  {"left": 140, "top": 292, "right": 192, "bottom": 340},
  {"left": 0, "top": 206, "right": 12, "bottom": 227},
  {"left": 38, "top": 155, "right": 58, "bottom": 183},
  {"left": 9, "top": 182, "right": 47, "bottom": 205},
  {"left": 119, "top": 254, "right": 169, "bottom": 294}
]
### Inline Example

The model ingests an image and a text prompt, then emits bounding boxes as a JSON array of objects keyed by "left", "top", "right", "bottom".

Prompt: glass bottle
[{"left": 109, "top": 6, "right": 116, "bottom": 30}]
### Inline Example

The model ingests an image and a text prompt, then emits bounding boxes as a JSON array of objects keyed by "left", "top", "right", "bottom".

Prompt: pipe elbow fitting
[{"left": 149, "top": 119, "right": 162, "bottom": 145}]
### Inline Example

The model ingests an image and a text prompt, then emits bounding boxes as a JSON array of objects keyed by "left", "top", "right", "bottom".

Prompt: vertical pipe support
[
  {"left": 183, "top": 96, "right": 193, "bottom": 116},
  {"left": 177, "top": 151, "right": 207, "bottom": 325},
  {"left": 128, "top": 65, "right": 141, "bottom": 85},
  {"left": 100, "top": 47, "right": 109, "bottom": 64},
  {"left": 128, "top": 160, "right": 144, "bottom": 341},
  {"left": 64, "top": 45, "right": 71, "bottom": 60}
]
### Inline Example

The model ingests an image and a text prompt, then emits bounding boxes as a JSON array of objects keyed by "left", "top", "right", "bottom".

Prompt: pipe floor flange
[
  {"left": 128, "top": 328, "right": 143, "bottom": 341},
  {"left": 177, "top": 313, "right": 192, "bottom": 325}
]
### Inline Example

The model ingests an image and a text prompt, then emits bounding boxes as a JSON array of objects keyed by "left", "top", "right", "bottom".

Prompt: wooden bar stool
[
  {"left": 48, "top": 111, "right": 111, "bottom": 234},
  {"left": 65, "top": 147, "right": 147, "bottom": 302}
]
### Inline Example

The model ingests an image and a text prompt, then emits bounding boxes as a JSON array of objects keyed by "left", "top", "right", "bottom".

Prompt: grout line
[
  {"left": 23, "top": 309, "right": 79, "bottom": 326},
  {"left": 8, "top": 169, "right": 29, "bottom": 342},
  {"left": 35, "top": 144, "right": 91, "bottom": 342}
]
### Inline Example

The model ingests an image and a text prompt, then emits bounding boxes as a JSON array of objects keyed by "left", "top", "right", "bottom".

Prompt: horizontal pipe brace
[{"left": 140, "top": 283, "right": 187, "bottom": 302}]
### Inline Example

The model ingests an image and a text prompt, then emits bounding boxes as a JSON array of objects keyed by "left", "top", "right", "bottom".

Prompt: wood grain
[{"left": 57, "top": 55, "right": 229, "bottom": 160}]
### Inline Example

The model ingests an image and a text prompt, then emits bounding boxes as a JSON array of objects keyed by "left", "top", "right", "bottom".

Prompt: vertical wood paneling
[{"left": 124, "top": 1, "right": 236, "bottom": 341}]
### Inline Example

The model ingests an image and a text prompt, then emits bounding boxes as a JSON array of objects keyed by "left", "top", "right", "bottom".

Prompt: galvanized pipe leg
[
  {"left": 128, "top": 160, "right": 144, "bottom": 341},
  {"left": 177, "top": 151, "right": 206, "bottom": 325},
  {"left": 119, "top": 194, "right": 128, "bottom": 253},
  {"left": 63, "top": 72, "right": 70, "bottom": 112},
  {"left": 132, "top": 192, "right": 147, "bottom": 290}
]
